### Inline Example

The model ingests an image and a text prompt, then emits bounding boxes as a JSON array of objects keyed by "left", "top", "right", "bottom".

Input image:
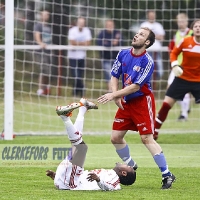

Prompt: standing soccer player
[
  {"left": 154, "top": 19, "right": 200, "bottom": 140},
  {"left": 97, "top": 27, "right": 175, "bottom": 189}
]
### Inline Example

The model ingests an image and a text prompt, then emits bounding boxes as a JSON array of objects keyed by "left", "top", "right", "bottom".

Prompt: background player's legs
[
  {"left": 154, "top": 96, "right": 176, "bottom": 140},
  {"left": 111, "top": 130, "right": 137, "bottom": 169},
  {"left": 177, "top": 93, "right": 190, "bottom": 121},
  {"left": 167, "top": 72, "right": 190, "bottom": 121}
]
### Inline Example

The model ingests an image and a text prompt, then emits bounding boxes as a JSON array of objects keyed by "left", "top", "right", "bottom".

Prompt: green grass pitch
[{"left": 0, "top": 134, "right": 200, "bottom": 200}]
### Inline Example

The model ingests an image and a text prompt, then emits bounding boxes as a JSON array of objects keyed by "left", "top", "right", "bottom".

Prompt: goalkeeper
[
  {"left": 154, "top": 19, "right": 200, "bottom": 140},
  {"left": 46, "top": 98, "right": 136, "bottom": 190},
  {"left": 167, "top": 13, "right": 193, "bottom": 122}
]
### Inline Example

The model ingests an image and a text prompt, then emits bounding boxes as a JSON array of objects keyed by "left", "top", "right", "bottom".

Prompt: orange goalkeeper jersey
[{"left": 170, "top": 36, "right": 200, "bottom": 82}]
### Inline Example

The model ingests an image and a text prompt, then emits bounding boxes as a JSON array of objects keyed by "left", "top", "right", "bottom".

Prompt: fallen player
[{"left": 46, "top": 98, "right": 136, "bottom": 190}]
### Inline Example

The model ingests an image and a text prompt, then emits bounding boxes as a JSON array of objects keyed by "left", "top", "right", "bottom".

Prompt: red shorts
[{"left": 112, "top": 93, "right": 155, "bottom": 135}]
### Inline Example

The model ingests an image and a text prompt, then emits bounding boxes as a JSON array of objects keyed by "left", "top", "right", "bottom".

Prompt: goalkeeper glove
[{"left": 172, "top": 65, "right": 183, "bottom": 77}]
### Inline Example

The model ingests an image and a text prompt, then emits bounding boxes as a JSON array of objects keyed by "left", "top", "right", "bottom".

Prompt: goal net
[{"left": 1, "top": 0, "right": 200, "bottom": 138}]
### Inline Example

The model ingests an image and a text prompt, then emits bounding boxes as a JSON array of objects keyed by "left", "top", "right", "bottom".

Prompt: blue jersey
[{"left": 111, "top": 48, "right": 154, "bottom": 101}]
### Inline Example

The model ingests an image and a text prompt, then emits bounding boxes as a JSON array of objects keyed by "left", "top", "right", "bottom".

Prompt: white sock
[
  {"left": 179, "top": 93, "right": 190, "bottom": 118},
  {"left": 74, "top": 106, "right": 87, "bottom": 133},
  {"left": 60, "top": 115, "right": 82, "bottom": 145}
]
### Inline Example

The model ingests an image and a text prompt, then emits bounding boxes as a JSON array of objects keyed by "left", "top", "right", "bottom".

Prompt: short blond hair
[{"left": 176, "top": 13, "right": 188, "bottom": 21}]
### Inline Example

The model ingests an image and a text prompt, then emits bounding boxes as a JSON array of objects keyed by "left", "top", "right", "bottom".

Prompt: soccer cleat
[
  {"left": 161, "top": 174, "right": 176, "bottom": 189},
  {"left": 56, "top": 103, "right": 81, "bottom": 116},
  {"left": 80, "top": 98, "right": 98, "bottom": 110},
  {"left": 177, "top": 115, "right": 187, "bottom": 121}
]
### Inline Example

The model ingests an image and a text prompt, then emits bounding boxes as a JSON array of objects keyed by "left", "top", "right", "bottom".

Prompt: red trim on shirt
[{"left": 130, "top": 48, "right": 146, "bottom": 57}]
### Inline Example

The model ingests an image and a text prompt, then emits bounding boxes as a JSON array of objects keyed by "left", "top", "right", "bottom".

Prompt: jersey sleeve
[
  {"left": 97, "top": 171, "right": 121, "bottom": 191},
  {"left": 68, "top": 28, "right": 76, "bottom": 40},
  {"left": 85, "top": 28, "right": 92, "bottom": 41},
  {"left": 170, "top": 38, "right": 184, "bottom": 67},
  {"left": 134, "top": 56, "right": 154, "bottom": 87},
  {"left": 34, "top": 23, "right": 42, "bottom": 33},
  {"left": 111, "top": 50, "right": 123, "bottom": 78}
]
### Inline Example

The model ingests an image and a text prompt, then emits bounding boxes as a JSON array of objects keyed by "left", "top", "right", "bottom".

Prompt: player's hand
[
  {"left": 97, "top": 93, "right": 114, "bottom": 104},
  {"left": 46, "top": 170, "right": 56, "bottom": 180},
  {"left": 172, "top": 65, "right": 183, "bottom": 77},
  {"left": 112, "top": 39, "right": 119, "bottom": 46},
  {"left": 114, "top": 97, "right": 125, "bottom": 110},
  {"left": 40, "top": 43, "right": 46, "bottom": 49},
  {"left": 87, "top": 173, "right": 100, "bottom": 182}
]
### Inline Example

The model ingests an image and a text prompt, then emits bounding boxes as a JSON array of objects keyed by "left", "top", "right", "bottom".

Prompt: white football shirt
[
  {"left": 68, "top": 26, "right": 92, "bottom": 59},
  {"left": 140, "top": 21, "right": 165, "bottom": 50},
  {"left": 54, "top": 159, "right": 121, "bottom": 191}
]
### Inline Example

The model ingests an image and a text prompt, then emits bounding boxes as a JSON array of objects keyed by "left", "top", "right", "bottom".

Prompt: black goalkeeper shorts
[{"left": 166, "top": 77, "right": 200, "bottom": 103}]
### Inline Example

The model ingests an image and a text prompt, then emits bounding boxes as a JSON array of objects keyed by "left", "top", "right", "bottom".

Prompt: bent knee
[
  {"left": 111, "top": 135, "right": 123, "bottom": 144},
  {"left": 76, "top": 142, "right": 88, "bottom": 153},
  {"left": 140, "top": 134, "right": 153, "bottom": 144}
]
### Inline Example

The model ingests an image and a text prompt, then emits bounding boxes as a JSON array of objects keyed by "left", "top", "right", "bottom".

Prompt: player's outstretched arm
[
  {"left": 87, "top": 173, "right": 118, "bottom": 191},
  {"left": 97, "top": 84, "right": 140, "bottom": 104}
]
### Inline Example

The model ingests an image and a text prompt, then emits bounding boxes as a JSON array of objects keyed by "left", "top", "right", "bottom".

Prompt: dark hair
[
  {"left": 119, "top": 171, "right": 136, "bottom": 186},
  {"left": 141, "top": 27, "right": 155, "bottom": 49},
  {"left": 190, "top": 19, "right": 200, "bottom": 29}
]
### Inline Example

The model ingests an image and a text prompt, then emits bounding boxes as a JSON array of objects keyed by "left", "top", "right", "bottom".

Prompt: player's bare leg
[
  {"left": 140, "top": 134, "right": 162, "bottom": 155},
  {"left": 111, "top": 130, "right": 138, "bottom": 170}
]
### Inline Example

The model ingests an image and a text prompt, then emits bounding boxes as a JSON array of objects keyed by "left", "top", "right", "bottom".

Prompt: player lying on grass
[{"left": 46, "top": 98, "right": 136, "bottom": 190}]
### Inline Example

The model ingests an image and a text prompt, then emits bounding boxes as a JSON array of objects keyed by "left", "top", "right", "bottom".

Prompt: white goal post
[{"left": 4, "top": 0, "right": 14, "bottom": 140}]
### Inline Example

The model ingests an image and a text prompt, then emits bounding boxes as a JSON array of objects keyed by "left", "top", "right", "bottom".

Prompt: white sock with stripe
[
  {"left": 60, "top": 115, "right": 82, "bottom": 145},
  {"left": 74, "top": 106, "right": 87, "bottom": 133}
]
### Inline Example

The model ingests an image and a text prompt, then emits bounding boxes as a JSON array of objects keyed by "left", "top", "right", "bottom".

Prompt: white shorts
[{"left": 54, "top": 159, "right": 84, "bottom": 190}]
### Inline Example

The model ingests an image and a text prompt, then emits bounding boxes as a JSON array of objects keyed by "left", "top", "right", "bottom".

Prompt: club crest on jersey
[{"left": 133, "top": 65, "right": 141, "bottom": 72}]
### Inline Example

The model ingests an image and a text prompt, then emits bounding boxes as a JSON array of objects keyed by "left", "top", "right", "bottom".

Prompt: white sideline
[{"left": 13, "top": 130, "right": 200, "bottom": 136}]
